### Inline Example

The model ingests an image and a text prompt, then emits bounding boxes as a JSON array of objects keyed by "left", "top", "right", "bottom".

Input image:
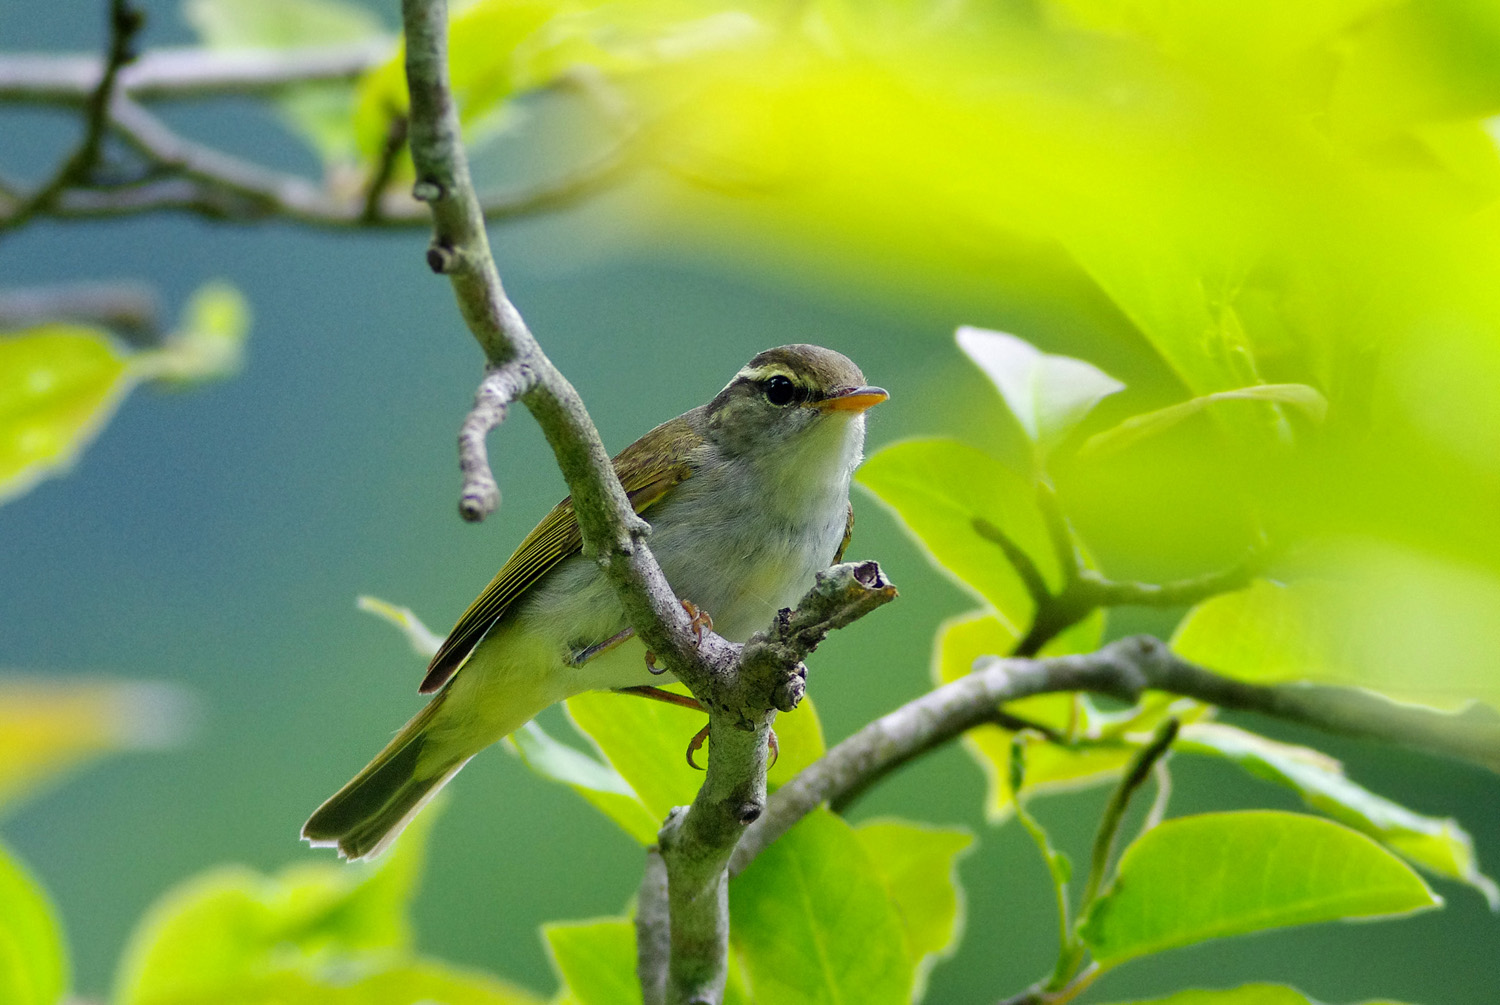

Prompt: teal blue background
[{"left": 2, "top": 3, "right": 1498, "bottom": 1003}]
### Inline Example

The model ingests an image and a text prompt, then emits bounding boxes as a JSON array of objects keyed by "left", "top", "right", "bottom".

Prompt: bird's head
[{"left": 703, "top": 344, "right": 888, "bottom": 468}]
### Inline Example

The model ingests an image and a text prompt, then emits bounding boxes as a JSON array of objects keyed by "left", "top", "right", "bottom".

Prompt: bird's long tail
[{"left": 302, "top": 689, "right": 469, "bottom": 860}]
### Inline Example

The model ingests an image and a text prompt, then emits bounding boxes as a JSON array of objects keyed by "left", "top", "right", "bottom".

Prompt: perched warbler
[{"left": 303, "top": 344, "right": 887, "bottom": 858}]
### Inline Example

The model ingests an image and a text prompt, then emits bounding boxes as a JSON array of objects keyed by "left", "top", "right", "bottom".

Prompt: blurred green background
[{"left": 3, "top": 1, "right": 1500, "bottom": 1002}]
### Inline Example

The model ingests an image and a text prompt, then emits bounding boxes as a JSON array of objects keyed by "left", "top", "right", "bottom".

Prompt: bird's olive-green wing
[
  {"left": 833, "top": 503, "right": 854, "bottom": 563},
  {"left": 419, "top": 417, "right": 699, "bottom": 693}
]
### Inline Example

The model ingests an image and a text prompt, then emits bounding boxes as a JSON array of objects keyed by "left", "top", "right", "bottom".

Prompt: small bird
[{"left": 303, "top": 345, "right": 887, "bottom": 859}]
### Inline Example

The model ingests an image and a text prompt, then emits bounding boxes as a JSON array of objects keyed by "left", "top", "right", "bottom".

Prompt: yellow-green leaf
[
  {"left": 855, "top": 819, "right": 972, "bottom": 998},
  {"left": 1080, "top": 384, "right": 1328, "bottom": 460},
  {"left": 1180, "top": 722, "right": 1499, "bottom": 907},
  {"left": 1078, "top": 811, "right": 1440, "bottom": 967},
  {"left": 544, "top": 918, "right": 640, "bottom": 1005},
  {"left": 0, "top": 842, "right": 68, "bottom": 1005},
  {"left": 730, "top": 808, "right": 913, "bottom": 1005},
  {"left": 0, "top": 676, "right": 193, "bottom": 813},
  {"left": 0, "top": 323, "right": 136, "bottom": 504}
]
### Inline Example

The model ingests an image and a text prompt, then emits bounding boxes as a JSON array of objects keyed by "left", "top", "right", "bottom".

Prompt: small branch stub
[{"left": 458, "top": 363, "right": 534, "bottom": 521}]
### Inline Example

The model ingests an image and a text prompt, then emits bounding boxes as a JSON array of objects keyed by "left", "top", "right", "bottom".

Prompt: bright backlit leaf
[
  {"left": 0, "top": 843, "right": 68, "bottom": 1005},
  {"left": 1080, "top": 384, "right": 1328, "bottom": 460},
  {"left": 545, "top": 918, "right": 641, "bottom": 1005},
  {"left": 1078, "top": 811, "right": 1440, "bottom": 967},
  {"left": 510, "top": 721, "right": 660, "bottom": 845},
  {"left": 855, "top": 819, "right": 972, "bottom": 999},
  {"left": 0, "top": 324, "right": 133, "bottom": 504},
  {"left": 730, "top": 808, "right": 913, "bottom": 1004},
  {"left": 357, "top": 594, "right": 445, "bottom": 660},
  {"left": 858, "top": 439, "right": 1055, "bottom": 633},
  {"left": 0, "top": 677, "right": 193, "bottom": 814},
  {"left": 0, "top": 282, "right": 248, "bottom": 506},
  {"left": 116, "top": 805, "right": 443, "bottom": 1004},
  {"left": 1171, "top": 562, "right": 1500, "bottom": 713},
  {"left": 1179, "top": 722, "right": 1499, "bottom": 907},
  {"left": 185, "top": 0, "right": 389, "bottom": 165},
  {"left": 956, "top": 326, "right": 1124, "bottom": 451}
]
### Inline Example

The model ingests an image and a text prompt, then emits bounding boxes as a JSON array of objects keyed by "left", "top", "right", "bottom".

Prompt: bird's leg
[
  {"left": 570, "top": 627, "right": 635, "bottom": 667},
  {"left": 614, "top": 685, "right": 706, "bottom": 712}
]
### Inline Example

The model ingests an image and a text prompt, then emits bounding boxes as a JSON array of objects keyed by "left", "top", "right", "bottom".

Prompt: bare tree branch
[
  {"left": 730, "top": 635, "right": 1500, "bottom": 874},
  {"left": 396, "top": 4, "right": 894, "bottom": 1003},
  {"left": 0, "top": 281, "right": 159, "bottom": 343},
  {"left": 0, "top": 41, "right": 390, "bottom": 105}
]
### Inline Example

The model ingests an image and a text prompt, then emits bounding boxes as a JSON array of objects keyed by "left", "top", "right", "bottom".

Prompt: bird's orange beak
[{"left": 819, "top": 386, "right": 889, "bottom": 413}]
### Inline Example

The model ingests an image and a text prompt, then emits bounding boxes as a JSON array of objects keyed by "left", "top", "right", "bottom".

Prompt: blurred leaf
[
  {"left": 854, "top": 819, "right": 972, "bottom": 999},
  {"left": 730, "top": 808, "right": 913, "bottom": 1004},
  {"left": 0, "top": 323, "right": 134, "bottom": 504},
  {"left": 1096, "top": 983, "right": 1411, "bottom": 1005},
  {"left": 116, "top": 804, "right": 440, "bottom": 1005},
  {"left": 956, "top": 325, "right": 1125, "bottom": 452},
  {"left": 1078, "top": 811, "right": 1440, "bottom": 967},
  {"left": 1079, "top": 384, "right": 1328, "bottom": 460},
  {"left": 1179, "top": 722, "right": 1498, "bottom": 907},
  {"left": 0, "top": 842, "right": 68, "bottom": 1005},
  {"left": 1171, "top": 564, "right": 1500, "bottom": 710},
  {"left": 357, "top": 595, "right": 444, "bottom": 660},
  {"left": 858, "top": 439, "right": 1055, "bottom": 633},
  {"left": 510, "top": 721, "right": 661, "bottom": 845},
  {"left": 185, "top": 0, "right": 388, "bottom": 165},
  {"left": 143, "top": 281, "right": 250, "bottom": 386},
  {"left": 0, "top": 676, "right": 193, "bottom": 813},
  {"left": 0, "top": 281, "right": 249, "bottom": 505},
  {"left": 544, "top": 918, "right": 640, "bottom": 1005}
]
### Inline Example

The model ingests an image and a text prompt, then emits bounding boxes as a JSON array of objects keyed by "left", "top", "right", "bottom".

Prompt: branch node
[
  {"left": 736, "top": 801, "right": 763, "bottom": 825},
  {"left": 412, "top": 178, "right": 443, "bottom": 202},
  {"left": 772, "top": 666, "right": 807, "bottom": 713},
  {"left": 426, "top": 241, "right": 457, "bottom": 274}
]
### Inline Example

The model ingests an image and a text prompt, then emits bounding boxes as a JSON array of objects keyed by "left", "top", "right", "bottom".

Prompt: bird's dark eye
[{"left": 762, "top": 375, "right": 800, "bottom": 406}]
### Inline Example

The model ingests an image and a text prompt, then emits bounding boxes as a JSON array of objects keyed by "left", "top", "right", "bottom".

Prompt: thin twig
[
  {"left": 0, "top": 41, "right": 391, "bottom": 105},
  {"left": 637, "top": 847, "right": 670, "bottom": 1005},
  {"left": 3, "top": 0, "right": 143, "bottom": 229},
  {"left": 361, "top": 113, "right": 409, "bottom": 223},
  {"left": 0, "top": 281, "right": 159, "bottom": 344}
]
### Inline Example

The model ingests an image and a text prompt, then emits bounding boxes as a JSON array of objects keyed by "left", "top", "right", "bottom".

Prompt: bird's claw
[
  {"left": 644, "top": 649, "right": 667, "bottom": 675},
  {"left": 685, "top": 724, "right": 779, "bottom": 771},
  {"left": 682, "top": 599, "right": 713, "bottom": 644}
]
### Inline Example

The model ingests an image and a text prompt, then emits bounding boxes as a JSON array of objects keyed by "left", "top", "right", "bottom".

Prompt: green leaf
[
  {"left": 566, "top": 685, "right": 715, "bottom": 823},
  {"left": 545, "top": 918, "right": 641, "bottom": 1005},
  {"left": 955, "top": 326, "right": 1124, "bottom": 451},
  {"left": 0, "top": 842, "right": 68, "bottom": 1005},
  {"left": 0, "top": 676, "right": 193, "bottom": 813},
  {"left": 858, "top": 439, "right": 1055, "bottom": 632},
  {"left": 1179, "top": 722, "right": 1499, "bottom": 907},
  {"left": 1078, "top": 810, "right": 1440, "bottom": 967},
  {"left": 357, "top": 594, "right": 444, "bottom": 660},
  {"left": 142, "top": 281, "right": 250, "bottom": 386},
  {"left": 510, "top": 721, "right": 661, "bottom": 845},
  {"left": 730, "top": 808, "right": 913, "bottom": 1004},
  {"left": 1079, "top": 383, "right": 1328, "bottom": 460},
  {"left": 1096, "top": 983, "right": 1419, "bottom": 1005},
  {"left": 854, "top": 819, "right": 972, "bottom": 998},
  {"left": 115, "top": 803, "right": 440, "bottom": 1005},
  {"left": 1171, "top": 569, "right": 1500, "bottom": 711},
  {"left": 0, "top": 323, "right": 136, "bottom": 504},
  {"left": 185, "top": 0, "right": 388, "bottom": 165}
]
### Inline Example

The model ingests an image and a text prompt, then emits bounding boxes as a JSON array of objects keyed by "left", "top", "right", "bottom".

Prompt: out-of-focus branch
[
  {"left": 0, "top": 281, "right": 159, "bottom": 343},
  {"left": 0, "top": 41, "right": 391, "bottom": 105}
]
